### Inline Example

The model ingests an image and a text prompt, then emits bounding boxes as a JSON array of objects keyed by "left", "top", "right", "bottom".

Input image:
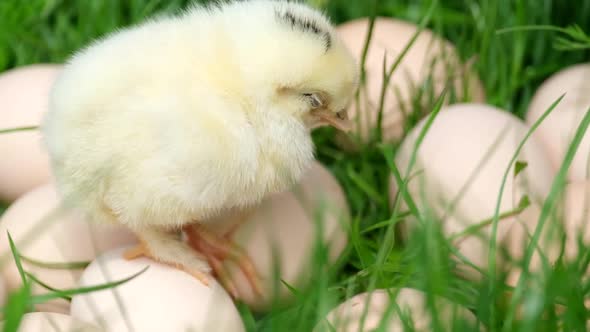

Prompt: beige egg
[
  {"left": 0, "top": 183, "right": 136, "bottom": 313},
  {"left": 0, "top": 64, "right": 62, "bottom": 202},
  {"left": 315, "top": 288, "right": 479, "bottom": 331},
  {"left": 0, "top": 312, "right": 102, "bottom": 331},
  {"left": 206, "top": 161, "right": 349, "bottom": 311},
  {"left": 507, "top": 182, "right": 590, "bottom": 286},
  {"left": 70, "top": 247, "right": 244, "bottom": 332},
  {"left": 392, "top": 103, "right": 554, "bottom": 278},
  {"left": 335, "top": 18, "right": 485, "bottom": 146},
  {"left": 562, "top": 182, "right": 590, "bottom": 260},
  {"left": 0, "top": 276, "right": 5, "bottom": 307},
  {"left": 526, "top": 63, "right": 590, "bottom": 180}
]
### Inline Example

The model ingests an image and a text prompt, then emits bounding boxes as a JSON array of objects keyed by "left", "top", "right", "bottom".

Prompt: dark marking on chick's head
[{"left": 275, "top": 9, "right": 332, "bottom": 52}]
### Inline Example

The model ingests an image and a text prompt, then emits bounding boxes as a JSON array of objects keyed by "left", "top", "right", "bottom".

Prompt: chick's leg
[
  {"left": 123, "top": 227, "right": 211, "bottom": 285},
  {"left": 184, "top": 223, "right": 263, "bottom": 299}
]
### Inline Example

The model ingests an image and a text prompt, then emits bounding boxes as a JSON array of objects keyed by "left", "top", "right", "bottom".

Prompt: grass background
[{"left": 0, "top": 0, "right": 590, "bottom": 331}]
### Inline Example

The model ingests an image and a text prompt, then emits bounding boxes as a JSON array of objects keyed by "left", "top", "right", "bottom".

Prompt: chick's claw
[
  {"left": 122, "top": 243, "right": 148, "bottom": 260},
  {"left": 184, "top": 224, "right": 264, "bottom": 299},
  {"left": 123, "top": 241, "right": 210, "bottom": 286},
  {"left": 207, "top": 255, "right": 239, "bottom": 299}
]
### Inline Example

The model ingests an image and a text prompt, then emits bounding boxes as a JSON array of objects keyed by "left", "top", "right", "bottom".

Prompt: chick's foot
[
  {"left": 123, "top": 239, "right": 210, "bottom": 286},
  {"left": 183, "top": 224, "right": 263, "bottom": 299}
]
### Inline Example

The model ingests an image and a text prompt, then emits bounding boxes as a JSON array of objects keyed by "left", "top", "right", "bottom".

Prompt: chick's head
[{"left": 221, "top": 0, "right": 359, "bottom": 131}]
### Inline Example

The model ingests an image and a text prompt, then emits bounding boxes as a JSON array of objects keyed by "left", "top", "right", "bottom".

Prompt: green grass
[{"left": 1, "top": 0, "right": 590, "bottom": 331}]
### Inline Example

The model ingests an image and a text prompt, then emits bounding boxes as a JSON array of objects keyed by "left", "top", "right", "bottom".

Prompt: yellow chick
[{"left": 41, "top": 0, "right": 357, "bottom": 296}]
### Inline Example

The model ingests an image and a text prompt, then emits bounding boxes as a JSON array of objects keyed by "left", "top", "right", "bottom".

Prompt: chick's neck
[{"left": 246, "top": 109, "right": 315, "bottom": 195}]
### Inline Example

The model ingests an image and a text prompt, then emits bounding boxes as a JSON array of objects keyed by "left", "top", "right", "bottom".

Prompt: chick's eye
[{"left": 303, "top": 93, "right": 323, "bottom": 109}]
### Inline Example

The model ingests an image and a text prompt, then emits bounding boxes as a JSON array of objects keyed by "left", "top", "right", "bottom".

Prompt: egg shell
[
  {"left": 70, "top": 247, "right": 245, "bottom": 332},
  {"left": 392, "top": 103, "right": 554, "bottom": 278},
  {"left": 526, "top": 63, "right": 590, "bottom": 180},
  {"left": 315, "top": 288, "right": 479, "bottom": 331},
  {"left": 0, "top": 64, "right": 62, "bottom": 202},
  {"left": 0, "top": 183, "right": 136, "bottom": 313},
  {"left": 507, "top": 182, "right": 590, "bottom": 286},
  {"left": 205, "top": 161, "right": 349, "bottom": 311},
  {"left": 562, "top": 182, "right": 590, "bottom": 260},
  {"left": 0, "top": 276, "right": 5, "bottom": 307},
  {"left": 0, "top": 312, "right": 102, "bottom": 332},
  {"left": 335, "top": 18, "right": 485, "bottom": 146}
]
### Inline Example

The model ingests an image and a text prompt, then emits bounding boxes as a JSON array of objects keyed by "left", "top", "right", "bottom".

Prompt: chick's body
[
  {"left": 42, "top": 1, "right": 357, "bottom": 280},
  {"left": 45, "top": 7, "right": 306, "bottom": 227}
]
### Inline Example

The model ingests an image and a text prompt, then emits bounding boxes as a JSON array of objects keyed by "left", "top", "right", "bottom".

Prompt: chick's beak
[{"left": 314, "top": 109, "right": 352, "bottom": 132}]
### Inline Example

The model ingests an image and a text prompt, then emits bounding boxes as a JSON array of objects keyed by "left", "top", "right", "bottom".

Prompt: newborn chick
[{"left": 42, "top": 0, "right": 358, "bottom": 296}]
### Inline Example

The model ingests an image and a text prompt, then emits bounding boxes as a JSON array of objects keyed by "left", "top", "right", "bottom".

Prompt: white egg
[
  {"left": 392, "top": 103, "right": 554, "bottom": 278},
  {"left": 206, "top": 161, "right": 350, "bottom": 311},
  {"left": 526, "top": 63, "right": 590, "bottom": 180},
  {"left": 0, "top": 183, "right": 136, "bottom": 313},
  {"left": 315, "top": 288, "right": 479, "bottom": 331},
  {"left": 0, "top": 312, "right": 101, "bottom": 332},
  {"left": 70, "top": 247, "right": 245, "bottom": 332},
  {"left": 335, "top": 18, "right": 485, "bottom": 146},
  {"left": 0, "top": 64, "right": 62, "bottom": 202}
]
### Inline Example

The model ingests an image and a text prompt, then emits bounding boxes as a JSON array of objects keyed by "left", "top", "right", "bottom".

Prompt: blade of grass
[
  {"left": 359, "top": 89, "right": 446, "bottom": 332},
  {"left": 235, "top": 302, "right": 257, "bottom": 332},
  {"left": 0, "top": 126, "right": 39, "bottom": 135},
  {"left": 497, "top": 25, "right": 590, "bottom": 51},
  {"left": 357, "top": 0, "right": 376, "bottom": 88},
  {"left": 361, "top": 210, "right": 411, "bottom": 234},
  {"left": 20, "top": 255, "right": 90, "bottom": 270},
  {"left": 389, "top": 88, "right": 448, "bottom": 217},
  {"left": 25, "top": 272, "right": 71, "bottom": 301},
  {"left": 2, "top": 286, "right": 31, "bottom": 332},
  {"left": 28, "top": 266, "right": 148, "bottom": 304},
  {"left": 7, "top": 232, "right": 29, "bottom": 288},
  {"left": 496, "top": 25, "right": 573, "bottom": 35},
  {"left": 383, "top": 154, "right": 421, "bottom": 219},
  {"left": 346, "top": 166, "right": 386, "bottom": 205},
  {"left": 352, "top": 0, "right": 376, "bottom": 138},
  {"left": 487, "top": 94, "right": 565, "bottom": 327},
  {"left": 374, "top": 0, "right": 437, "bottom": 142},
  {"left": 2, "top": 233, "right": 32, "bottom": 331},
  {"left": 502, "top": 106, "right": 590, "bottom": 331},
  {"left": 450, "top": 197, "right": 531, "bottom": 242}
]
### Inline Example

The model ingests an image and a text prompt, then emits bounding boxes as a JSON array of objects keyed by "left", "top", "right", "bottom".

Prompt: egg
[
  {"left": 0, "top": 183, "right": 136, "bottom": 313},
  {"left": 206, "top": 161, "right": 350, "bottom": 311},
  {"left": 561, "top": 182, "right": 590, "bottom": 260},
  {"left": 0, "top": 276, "right": 5, "bottom": 307},
  {"left": 70, "top": 247, "right": 245, "bottom": 332},
  {"left": 0, "top": 277, "right": 7, "bottom": 307},
  {"left": 507, "top": 182, "right": 590, "bottom": 286},
  {"left": 526, "top": 63, "right": 590, "bottom": 180},
  {"left": 315, "top": 288, "right": 479, "bottom": 331},
  {"left": 0, "top": 64, "right": 62, "bottom": 202},
  {"left": 335, "top": 18, "right": 485, "bottom": 147},
  {"left": 391, "top": 103, "right": 554, "bottom": 278},
  {"left": 0, "top": 312, "right": 101, "bottom": 331}
]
